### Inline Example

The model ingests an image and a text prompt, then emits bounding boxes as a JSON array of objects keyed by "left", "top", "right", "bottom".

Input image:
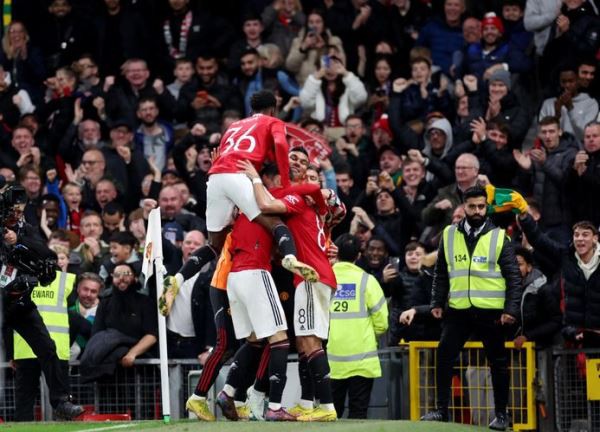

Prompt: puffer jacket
[{"left": 519, "top": 268, "right": 562, "bottom": 347}]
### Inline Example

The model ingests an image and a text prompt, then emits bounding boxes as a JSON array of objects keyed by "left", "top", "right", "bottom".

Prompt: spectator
[
  {"left": 513, "top": 116, "right": 578, "bottom": 244},
  {"left": 501, "top": 0, "right": 533, "bottom": 53},
  {"left": 82, "top": 263, "right": 157, "bottom": 381},
  {"left": 538, "top": 65, "right": 598, "bottom": 144},
  {"left": 227, "top": 14, "right": 265, "bottom": 77},
  {"left": 98, "top": 230, "right": 140, "bottom": 281},
  {"left": 451, "top": 118, "right": 518, "bottom": 188},
  {"left": 38, "top": 194, "right": 61, "bottom": 240},
  {"left": 415, "top": 0, "right": 465, "bottom": 76},
  {"left": 365, "top": 55, "right": 394, "bottom": 121},
  {"left": 391, "top": 56, "right": 452, "bottom": 124},
  {"left": 387, "top": 241, "right": 434, "bottom": 344},
  {"left": 167, "top": 58, "right": 195, "bottom": 101},
  {"left": 261, "top": 0, "right": 305, "bottom": 58},
  {"left": 19, "top": 164, "right": 43, "bottom": 228},
  {"left": 235, "top": 48, "right": 283, "bottom": 116},
  {"left": 524, "top": 0, "right": 561, "bottom": 57},
  {"left": 100, "top": 200, "right": 125, "bottom": 243},
  {"left": 388, "top": 0, "right": 432, "bottom": 78},
  {"left": 69, "top": 210, "right": 110, "bottom": 274},
  {"left": 134, "top": 97, "right": 174, "bottom": 172},
  {"left": 1, "top": 126, "right": 42, "bottom": 173},
  {"left": 61, "top": 182, "right": 83, "bottom": 235},
  {"left": 576, "top": 58, "right": 599, "bottom": 99},
  {"left": 165, "top": 230, "right": 215, "bottom": 360},
  {"left": 0, "top": 64, "right": 32, "bottom": 135},
  {"left": 72, "top": 53, "right": 103, "bottom": 101},
  {"left": 469, "top": 70, "right": 530, "bottom": 147},
  {"left": 356, "top": 235, "right": 390, "bottom": 286},
  {"left": 459, "top": 12, "right": 531, "bottom": 80},
  {"left": 512, "top": 246, "right": 562, "bottom": 349},
  {"left": 100, "top": 120, "right": 150, "bottom": 211},
  {"left": 299, "top": 53, "right": 367, "bottom": 129},
  {"left": 542, "top": 0, "right": 600, "bottom": 85},
  {"left": 94, "top": 178, "right": 118, "bottom": 212},
  {"left": 421, "top": 153, "right": 480, "bottom": 249},
  {"left": 39, "top": 0, "right": 87, "bottom": 72},
  {"left": 68, "top": 272, "right": 104, "bottom": 361},
  {"left": 329, "top": 233, "right": 388, "bottom": 419},
  {"left": 177, "top": 54, "right": 243, "bottom": 133},
  {"left": 160, "top": 0, "right": 233, "bottom": 75},
  {"left": 158, "top": 184, "right": 206, "bottom": 233},
  {"left": 104, "top": 59, "right": 176, "bottom": 129},
  {"left": 519, "top": 215, "right": 600, "bottom": 348},
  {"left": 285, "top": 9, "right": 345, "bottom": 86},
  {"left": 0, "top": 21, "right": 46, "bottom": 104},
  {"left": 58, "top": 112, "right": 105, "bottom": 169},
  {"left": 399, "top": 158, "right": 437, "bottom": 229},
  {"left": 569, "top": 121, "right": 600, "bottom": 227},
  {"left": 92, "top": 0, "right": 150, "bottom": 76}
]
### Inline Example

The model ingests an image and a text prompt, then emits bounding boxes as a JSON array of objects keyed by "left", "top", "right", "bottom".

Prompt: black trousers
[
  {"left": 436, "top": 308, "right": 509, "bottom": 414},
  {"left": 331, "top": 376, "right": 374, "bottom": 419},
  {"left": 14, "top": 358, "right": 69, "bottom": 421},
  {"left": 6, "top": 306, "right": 70, "bottom": 417}
]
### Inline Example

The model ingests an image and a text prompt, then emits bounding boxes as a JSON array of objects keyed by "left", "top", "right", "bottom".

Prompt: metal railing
[
  {"left": 0, "top": 359, "right": 202, "bottom": 421},
  {"left": 408, "top": 341, "right": 537, "bottom": 431},
  {"left": 553, "top": 348, "right": 600, "bottom": 432}
]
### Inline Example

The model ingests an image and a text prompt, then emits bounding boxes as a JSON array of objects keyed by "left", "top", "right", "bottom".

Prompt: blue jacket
[
  {"left": 416, "top": 17, "right": 464, "bottom": 75},
  {"left": 462, "top": 42, "right": 532, "bottom": 80}
]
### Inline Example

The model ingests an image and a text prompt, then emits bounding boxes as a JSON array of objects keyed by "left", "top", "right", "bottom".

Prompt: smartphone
[
  {"left": 369, "top": 169, "right": 380, "bottom": 178},
  {"left": 389, "top": 257, "right": 401, "bottom": 271},
  {"left": 375, "top": 88, "right": 386, "bottom": 97},
  {"left": 196, "top": 90, "right": 208, "bottom": 100},
  {"left": 321, "top": 54, "right": 331, "bottom": 69}
]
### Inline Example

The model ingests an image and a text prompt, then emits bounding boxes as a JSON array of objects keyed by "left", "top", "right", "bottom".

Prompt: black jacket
[
  {"left": 431, "top": 219, "right": 523, "bottom": 318},
  {"left": 518, "top": 268, "right": 562, "bottom": 347},
  {"left": 520, "top": 214, "right": 600, "bottom": 335},
  {"left": 568, "top": 149, "right": 600, "bottom": 228}
]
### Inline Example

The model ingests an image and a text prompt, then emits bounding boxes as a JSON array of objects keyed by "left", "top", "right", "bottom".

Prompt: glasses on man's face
[
  {"left": 81, "top": 160, "right": 100, "bottom": 166},
  {"left": 455, "top": 166, "right": 475, "bottom": 171},
  {"left": 113, "top": 271, "right": 133, "bottom": 278}
]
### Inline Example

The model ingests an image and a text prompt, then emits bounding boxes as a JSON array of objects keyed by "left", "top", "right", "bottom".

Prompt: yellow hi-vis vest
[
  {"left": 14, "top": 271, "right": 75, "bottom": 361},
  {"left": 443, "top": 225, "right": 507, "bottom": 310},
  {"left": 329, "top": 262, "right": 388, "bottom": 380}
]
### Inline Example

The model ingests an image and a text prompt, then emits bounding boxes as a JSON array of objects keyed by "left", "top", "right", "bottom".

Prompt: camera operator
[{"left": 1, "top": 189, "right": 83, "bottom": 420}]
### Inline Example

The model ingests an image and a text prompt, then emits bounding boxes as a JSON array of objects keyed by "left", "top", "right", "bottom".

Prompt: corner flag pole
[{"left": 142, "top": 208, "right": 171, "bottom": 423}]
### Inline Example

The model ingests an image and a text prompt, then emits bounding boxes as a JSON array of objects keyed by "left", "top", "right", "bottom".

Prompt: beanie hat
[
  {"left": 481, "top": 12, "right": 504, "bottom": 34},
  {"left": 371, "top": 114, "right": 392, "bottom": 136},
  {"left": 488, "top": 68, "right": 511, "bottom": 90}
]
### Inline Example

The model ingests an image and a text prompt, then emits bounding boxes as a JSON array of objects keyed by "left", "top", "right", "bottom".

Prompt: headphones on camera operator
[{"left": 0, "top": 177, "right": 59, "bottom": 310}]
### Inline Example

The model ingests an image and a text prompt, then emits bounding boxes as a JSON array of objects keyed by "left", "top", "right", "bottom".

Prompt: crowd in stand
[{"left": 1, "top": 0, "right": 600, "bottom": 409}]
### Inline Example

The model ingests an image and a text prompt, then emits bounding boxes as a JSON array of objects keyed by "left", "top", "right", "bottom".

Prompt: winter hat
[
  {"left": 481, "top": 12, "right": 504, "bottom": 34},
  {"left": 371, "top": 114, "right": 392, "bottom": 137},
  {"left": 489, "top": 69, "right": 511, "bottom": 90}
]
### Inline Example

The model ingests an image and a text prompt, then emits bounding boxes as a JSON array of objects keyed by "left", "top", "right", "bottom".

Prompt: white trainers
[{"left": 247, "top": 387, "right": 266, "bottom": 421}]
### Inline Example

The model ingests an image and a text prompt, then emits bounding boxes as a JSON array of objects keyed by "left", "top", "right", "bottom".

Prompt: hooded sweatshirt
[{"left": 422, "top": 118, "right": 454, "bottom": 181}]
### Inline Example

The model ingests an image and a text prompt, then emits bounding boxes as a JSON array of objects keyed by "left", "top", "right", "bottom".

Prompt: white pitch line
[{"left": 74, "top": 423, "right": 139, "bottom": 432}]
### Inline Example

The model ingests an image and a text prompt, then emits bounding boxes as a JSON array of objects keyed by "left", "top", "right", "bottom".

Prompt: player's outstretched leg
[{"left": 255, "top": 216, "right": 319, "bottom": 282}]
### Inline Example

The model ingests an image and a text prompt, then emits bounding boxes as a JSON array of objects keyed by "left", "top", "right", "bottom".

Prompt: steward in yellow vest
[
  {"left": 12, "top": 270, "right": 76, "bottom": 421},
  {"left": 329, "top": 234, "right": 388, "bottom": 419},
  {"left": 422, "top": 186, "right": 522, "bottom": 431},
  {"left": 14, "top": 271, "right": 75, "bottom": 361}
]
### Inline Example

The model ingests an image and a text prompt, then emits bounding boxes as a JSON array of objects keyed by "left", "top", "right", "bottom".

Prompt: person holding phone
[
  {"left": 285, "top": 9, "right": 345, "bottom": 86},
  {"left": 299, "top": 49, "right": 368, "bottom": 128}
]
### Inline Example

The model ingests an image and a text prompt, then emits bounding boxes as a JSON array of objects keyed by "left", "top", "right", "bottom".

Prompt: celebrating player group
[{"left": 173, "top": 90, "right": 346, "bottom": 422}]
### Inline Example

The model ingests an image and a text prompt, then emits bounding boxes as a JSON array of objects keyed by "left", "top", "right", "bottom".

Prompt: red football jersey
[
  {"left": 229, "top": 214, "right": 273, "bottom": 272},
  {"left": 209, "top": 114, "right": 291, "bottom": 187},
  {"left": 273, "top": 191, "right": 337, "bottom": 289}
]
